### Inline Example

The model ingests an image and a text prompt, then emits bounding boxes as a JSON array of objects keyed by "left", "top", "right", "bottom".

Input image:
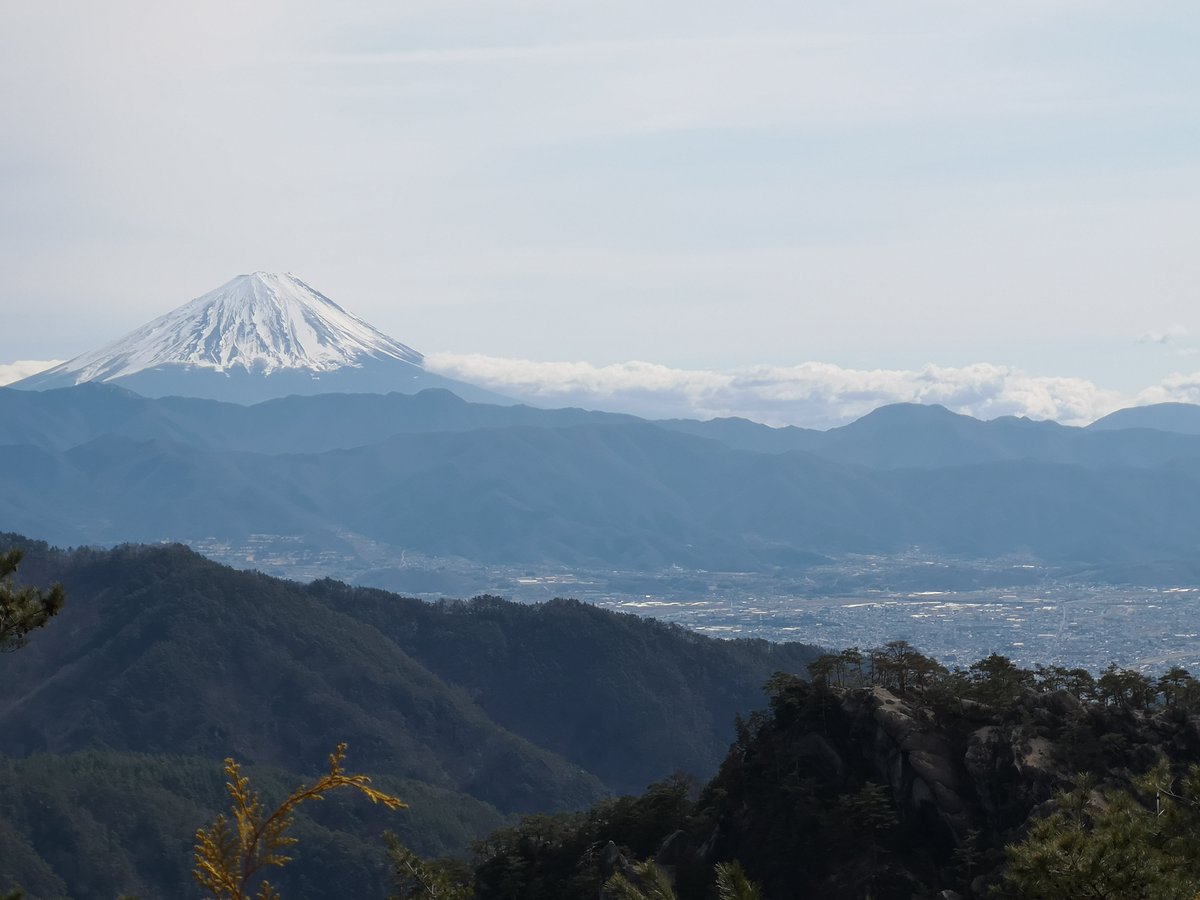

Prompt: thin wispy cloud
[
  {"left": 306, "top": 34, "right": 863, "bottom": 67},
  {"left": 1137, "top": 324, "right": 1189, "bottom": 345}
]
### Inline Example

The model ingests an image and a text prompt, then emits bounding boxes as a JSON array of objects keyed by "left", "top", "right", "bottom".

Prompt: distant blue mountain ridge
[{"left": 3, "top": 384, "right": 1200, "bottom": 576}]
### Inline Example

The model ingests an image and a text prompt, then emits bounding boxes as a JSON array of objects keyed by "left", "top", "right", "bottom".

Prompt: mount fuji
[{"left": 13, "top": 272, "right": 509, "bottom": 404}]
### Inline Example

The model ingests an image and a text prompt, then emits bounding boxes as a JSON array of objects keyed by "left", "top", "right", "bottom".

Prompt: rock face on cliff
[
  {"left": 842, "top": 684, "right": 1200, "bottom": 855},
  {"left": 696, "top": 676, "right": 1200, "bottom": 898},
  {"left": 842, "top": 687, "right": 977, "bottom": 846}
]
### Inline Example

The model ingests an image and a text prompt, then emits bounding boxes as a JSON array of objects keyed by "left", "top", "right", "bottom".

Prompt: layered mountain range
[
  {"left": 4, "top": 383, "right": 1200, "bottom": 582},
  {"left": 7, "top": 270, "right": 1200, "bottom": 582}
]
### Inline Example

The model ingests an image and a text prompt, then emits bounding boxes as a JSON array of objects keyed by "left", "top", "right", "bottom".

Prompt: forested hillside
[
  {"left": 0, "top": 752, "right": 504, "bottom": 899},
  {"left": 0, "top": 536, "right": 819, "bottom": 899},
  {"left": 304, "top": 579, "right": 818, "bottom": 793}
]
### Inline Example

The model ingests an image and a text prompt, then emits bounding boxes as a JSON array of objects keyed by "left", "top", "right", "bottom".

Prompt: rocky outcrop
[
  {"left": 598, "top": 841, "right": 641, "bottom": 899},
  {"left": 825, "top": 683, "right": 1200, "bottom": 860},
  {"left": 841, "top": 686, "right": 976, "bottom": 844},
  {"left": 595, "top": 677, "right": 1200, "bottom": 900}
]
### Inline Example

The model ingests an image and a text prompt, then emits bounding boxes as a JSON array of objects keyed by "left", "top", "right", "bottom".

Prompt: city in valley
[{"left": 190, "top": 533, "right": 1200, "bottom": 675}]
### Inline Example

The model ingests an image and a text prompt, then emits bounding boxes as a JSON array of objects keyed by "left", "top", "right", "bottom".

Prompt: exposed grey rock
[
  {"left": 843, "top": 686, "right": 977, "bottom": 842},
  {"left": 1043, "top": 689, "right": 1082, "bottom": 717},
  {"left": 598, "top": 841, "right": 641, "bottom": 899}
]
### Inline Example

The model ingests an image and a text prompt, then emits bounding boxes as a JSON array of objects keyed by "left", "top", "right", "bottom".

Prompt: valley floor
[{"left": 184, "top": 534, "right": 1200, "bottom": 673}]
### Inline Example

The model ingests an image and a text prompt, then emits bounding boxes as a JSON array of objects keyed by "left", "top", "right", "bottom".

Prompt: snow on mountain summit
[
  {"left": 13, "top": 272, "right": 513, "bottom": 405},
  {"left": 45, "top": 272, "right": 424, "bottom": 384}
]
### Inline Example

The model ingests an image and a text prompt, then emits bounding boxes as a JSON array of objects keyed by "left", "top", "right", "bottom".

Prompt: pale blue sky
[{"left": 2, "top": 2, "right": 1199, "bottom": 424}]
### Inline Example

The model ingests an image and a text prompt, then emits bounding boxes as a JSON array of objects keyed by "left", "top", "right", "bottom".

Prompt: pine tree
[
  {"left": 948, "top": 828, "right": 982, "bottom": 895},
  {"left": 0, "top": 548, "right": 64, "bottom": 653},
  {"left": 837, "top": 782, "right": 898, "bottom": 895},
  {"left": 387, "top": 834, "right": 474, "bottom": 900},
  {"left": 1000, "top": 768, "right": 1200, "bottom": 899}
]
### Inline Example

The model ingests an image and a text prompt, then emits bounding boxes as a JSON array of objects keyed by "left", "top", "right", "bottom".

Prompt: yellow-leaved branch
[{"left": 193, "top": 742, "right": 407, "bottom": 900}]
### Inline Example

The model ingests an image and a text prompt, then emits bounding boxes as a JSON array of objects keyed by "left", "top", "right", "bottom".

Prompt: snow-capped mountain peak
[
  {"left": 14, "top": 271, "right": 510, "bottom": 405},
  {"left": 46, "top": 272, "right": 424, "bottom": 383}
]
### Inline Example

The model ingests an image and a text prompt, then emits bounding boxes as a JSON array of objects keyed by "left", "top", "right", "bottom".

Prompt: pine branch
[
  {"left": 714, "top": 861, "right": 764, "bottom": 900},
  {"left": 194, "top": 742, "right": 407, "bottom": 900}
]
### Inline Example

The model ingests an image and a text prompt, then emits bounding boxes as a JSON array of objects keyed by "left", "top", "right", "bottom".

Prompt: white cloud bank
[
  {"left": 426, "top": 353, "right": 1176, "bottom": 429},
  {"left": 1139, "top": 374, "right": 1200, "bottom": 407},
  {"left": 0, "top": 360, "right": 59, "bottom": 387},
  {"left": 9, "top": 353, "right": 1200, "bottom": 429}
]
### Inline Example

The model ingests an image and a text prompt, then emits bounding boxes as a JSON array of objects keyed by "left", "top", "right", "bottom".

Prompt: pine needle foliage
[
  {"left": 386, "top": 833, "right": 473, "bottom": 900},
  {"left": 604, "top": 860, "right": 679, "bottom": 900},
  {"left": 0, "top": 548, "right": 64, "bottom": 653},
  {"left": 193, "top": 742, "right": 407, "bottom": 900},
  {"left": 1000, "top": 765, "right": 1200, "bottom": 900},
  {"left": 714, "top": 861, "right": 763, "bottom": 900},
  {"left": 604, "top": 860, "right": 766, "bottom": 900}
]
